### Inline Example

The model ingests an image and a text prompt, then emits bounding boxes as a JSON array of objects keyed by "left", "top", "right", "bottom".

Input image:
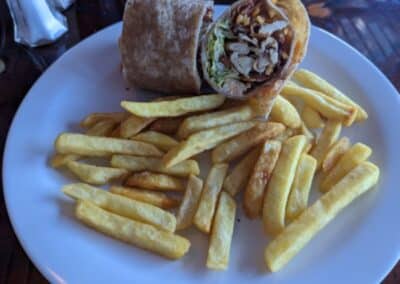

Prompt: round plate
[{"left": 3, "top": 5, "right": 400, "bottom": 284}]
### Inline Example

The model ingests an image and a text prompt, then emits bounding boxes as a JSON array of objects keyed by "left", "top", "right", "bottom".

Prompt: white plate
[{"left": 3, "top": 5, "right": 400, "bottom": 284}]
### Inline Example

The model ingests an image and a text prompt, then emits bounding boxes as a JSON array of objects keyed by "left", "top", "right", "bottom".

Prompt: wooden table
[{"left": 0, "top": 0, "right": 399, "bottom": 283}]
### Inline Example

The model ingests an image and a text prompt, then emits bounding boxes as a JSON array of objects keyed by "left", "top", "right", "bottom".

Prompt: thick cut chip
[
  {"left": 265, "top": 162, "right": 379, "bottom": 272},
  {"left": 50, "top": 153, "right": 80, "bottom": 168},
  {"left": 176, "top": 175, "right": 204, "bottom": 230},
  {"left": 263, "top": 135, "right": 307, "bottom": 236},
  {"left": 133, "top": 131, "right": 179, "bottom": 151},
  {"left": 206, "top": 192, "right": 236, "bottom": 270},
  {"left": 293, "top": 69, "right": 367, "bottom": 121},
  {"left": 320, "top": 143, "right": 372, "bottom": 192},
  {"left": 110, "top": 186, "right": 180, "bottom": 209},
  {"left": 120, "top": 115, "right": 155, "bottom": 138},
  {"left": 125, "top": 172, "right": 185, "bottom": 191},
  {"left": 322, "top": 137, "right": 351, "bottom": 173},
  {"left": 66, "top": 161, "right": 128, "bottom": 185},
  {"left": 282, "top": 82, "right": 357, "bottom": 126},
  {"left": 163, "top": 121, "right": 256, "bottom": 168},
  {"left": 211, "top": 122, "right": 285, "bottom": 163},
  {"left": 310, "top": 120, "right": 341, "bottom": 169},
  {"left": 177, "top": 105, "right": 254, "bottom": 139},
  {"left": 80, "top": 112, "right": 128, "bottom": 129},
  {"left": 121, "top": 94, "right": 225, "bottom": 118},
  {"left": 301, "top": 105, "right": 325, "bottom": 129},
  {"left": 76, "top": 201, "right": 189, "bottom": 259},
  {"left": 111, "top": 155, "right": 199, "bottom": 177},
  {"left": 223, "top": 148, "right": 260, "bottom": 196},
  {"left": 86, "top": 119, "right": 117, "bottom": 136},
  {"left": 194, "top": 163, "right": 228, "bottom": 233},
  {"left": 244, "top": 140, "right": 282, "bottom": 219},
  {"left": 285, "top": 154, "right": 317, "bottom": 222},
  {"left": 55, "top": 133, "right": 163, "bottom": 157},
  {"left": 149, "top": 117, "right": 184, "bottom": 134},
  {"left": 63, "top": 183, "right": 176, "bottom": 232},
  {"left": 270, "top": 96, "right": 302, "bottom": 129}
]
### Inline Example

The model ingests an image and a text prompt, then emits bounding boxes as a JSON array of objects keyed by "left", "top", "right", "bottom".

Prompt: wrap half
[
  {"left": 119, "top": 0, "right": 213, "bottom": 94},
  {"left": 201, "top": 0, "right": 310, "bottom": 116}
]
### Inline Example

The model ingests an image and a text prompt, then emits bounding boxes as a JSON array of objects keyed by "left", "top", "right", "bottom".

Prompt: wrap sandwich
[
  {"left": 119, "top": 0, "right": 213, "bottom": 94},
  {"left": 201, "top": 0, "right": 310, "bottom": 116}
]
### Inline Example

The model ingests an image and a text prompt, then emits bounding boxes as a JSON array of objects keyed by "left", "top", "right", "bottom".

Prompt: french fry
[
  {"left": 55, "top": 133, "right": 163, "bottom": 157},
  {"left": 163, "top": 121, "right": 256, "bottom": 168},
  {"left": 80, "top": 112, "right": 128, "bottom": 129},
  {"left": 133, "top": 131, "right": 179, "bottom": 151},
  {"left": 265, "top": 161, "right": 379, "bottom": 272},
  {"left": 223, "top": 148, "right": 260, "bottom": 196},
  {"left": 111, "top": 155, "right": 199, "bottom": 177},
  {"left": 50, "top": 153, "right": 80, "bottom": 168},
  {"left": 125, "top": 172, "right": 185, "bottom": 191},
  {"left": 301, "top": 105, "right": 325, "bottom": 129},
  {"left": 63, "top": 183, "right": 176, "bottom": 232},
  {"left": 149, "top": 117, "right": 184, "bottom": 134},
  {"left": 263, "top": 135, "right": 307, "bottom": 236},
  {"left": 86, "top": 119, "right": 117, "bottom": 136},
  {"left": 244, "top": 140, "right": 281, "bottom": 218},
  {"left": 310, "top": 121, "right": 341, "bottom": 169},
  {"left": 293, "top": 69, "right": 368, "bottom": 121},
  {"left": 66, "top": 161, "right": 128, "bottom": 185},
  {"left": 281, "top": 82, "right": 357, "bottom": 126},
  {"left": 285, "top": 154, "right": 317, "bottom": 222},
  {"left": 275, "top": 128, "right": 296, "bottom": 142},
  {"left": 322, "top": 137, "right": 351, "bottom": 173},
  {"left": 194, "top": 163, "right": 228, "bottom": 233},
  {"left": 110, "top": 186, "right": 180, "bottom": 209},
  {"left": 211, "top": 122, "right": 285, "bottom": 164},
  {"left": 120, "top": 115, "right": 155, "bottom": 138},
  {"left": 76, "top": 201, "right": 190, "bottom": 259},
  {"left": 177, "top": 105, "right": 254, "bottom": 139},
  {"left": 299, "top": 123, "right": 315, "bottom": 147},
  {"left": 176, "top": 175, "right": 204, "bottom": 230},
  {"left": 207, "top": 192, "right": 237, "bottom": 270},
  {"left": 270, "top": 96, "right": 302, "bottom": 129},
  {"left": 109, "top": 125, "right": 121, "bottom": 137},
  {"left": 121, "top": 94, "right": 225, "bottom": 118},
  {"left": 320, "top": 143, "right": 372, "bottom": 192}
]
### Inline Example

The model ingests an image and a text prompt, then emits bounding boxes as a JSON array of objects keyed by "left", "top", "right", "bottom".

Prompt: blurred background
[{"left": 0, "top": 0, "right": 399, "bottom": 283}]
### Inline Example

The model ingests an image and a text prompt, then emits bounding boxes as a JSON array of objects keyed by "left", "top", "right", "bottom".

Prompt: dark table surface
[{"left": 0, "top": 0, "right": 399, "bottom": 283}]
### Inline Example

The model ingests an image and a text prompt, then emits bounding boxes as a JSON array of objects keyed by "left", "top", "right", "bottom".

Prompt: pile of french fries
[{"left": 51, "top": 69, "right": 380, "bottom": 271}]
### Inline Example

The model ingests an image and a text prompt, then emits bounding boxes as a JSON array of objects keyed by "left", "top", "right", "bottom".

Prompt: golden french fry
[
  {"left": 125, "top": 172, "right": 185, "bottom": 191},
  {"left": 320, "top": 143, "right": 372, "bottom": 192},
  {"left": 109, "top": 125, "right": 121, "bottom": 137},
  {"left": 66, "top": 161, "right": 128, "bottom": 185},
  {"left": 293, "top": 69, "right": 368, "bottom": 121},
  {"left": 111, "top": 155, "right": 199, "bottom": 177},
  {"left": 194, "top": 164, "right": 228, "bottom": 233},
  {"left": 133, "top": 131, "right": 178, "bottom": 151},
  {"left": 63, "top": 183, "right": 176, "bottom": 232},
  {"left": 299, "top": 123, "right": 315, "bottom": 147},
  {"left": 223, "top": 148, "right": 260, "bottom": 196},
  {"left": 282, "top": 82, "right": 357, "bottom": 126},
  {"left": 322, "top": 137, "right": 351, "bottom": 173},
  {"left": 80, "top": 112, "right": 128, "bottom": 129},
  {"left": 265, "top": 161, "right": 379, "bottom": 272},
  {"left": 120, "top": 115, "right": 155, "bottom": 138},
  {"left": 310, "top": 121, "right": 341, "bottom": 169},
  {"left": 270, "top": 96, "right": 302, "bottom": 129},
  {"left": 163, "top": 121, "right": 256, "bottom": 168},
  {"left": 149, "top": 117, "right": 184, "bottom": 134},
  {"left": 301, "top": 105, "right": 325, "bottom": 129},
  {"left": 207, "top": 192, "right": 237, "bottom": 270},
  {"left": 176, "top": 175, "right": 204, "bottom": 230},
  {"left": 177, "top": 105, "right": 254, "bottom": 139},
  {"left": 76, "top": 201, "right": 189, "bottom": 259},
  {"left": 86, "top": 119, "right": 117, "bottom": 136},
  {"left": 244, "top": 140, "right": 281, "bottom": 218},
  {"left": 275, "top": 128, "right": 296, "bottom": 142},
  {"left": 110, "top": 186, "right": 180, "bottom": 209},
  {"left": 121, "top": 94, "right": 225, "bottom": 118},
  {"left": 211, "top": 122, "right": 285, "bottom": 164},
  {"left": 50, "top": 153, "right": 80, "bottom": 168},
  {"left": 285, "top": 154, "right": 317, "bottom": 222},
  {"left": 55, "top": 133, "right": 163, "bottom": 157},
  {"left": 263, "top": 135, "right": 307, "bottom": 236}
]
